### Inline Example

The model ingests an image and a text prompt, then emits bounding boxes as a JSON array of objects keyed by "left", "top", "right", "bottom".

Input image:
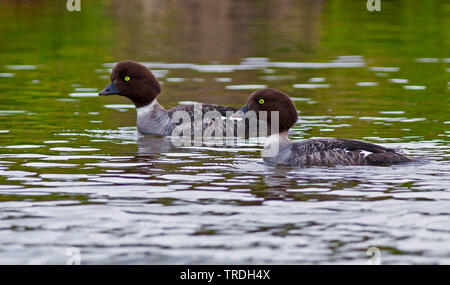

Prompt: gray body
[
  {"left": 263, "top": 135, "right": 414, "bottom": 167},
  {"left": 136, "top": 100, "right": 247, "bottom": 137}
]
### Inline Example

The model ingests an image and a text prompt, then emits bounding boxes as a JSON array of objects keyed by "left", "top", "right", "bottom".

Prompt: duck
[
  {"left": 99, "top": 60, "right": 247, "bottom": 137},
  {"left": 232, "top": 88, "right": 415, "bottom": 167}
]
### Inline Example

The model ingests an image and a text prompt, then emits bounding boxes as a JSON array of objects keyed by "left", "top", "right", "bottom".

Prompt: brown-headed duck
[
  {"left": 99, "top": 60, "right": 244, "bottom": 136},
  {"left": 234, "top": 88, "right": 415, "bottom": 166}
]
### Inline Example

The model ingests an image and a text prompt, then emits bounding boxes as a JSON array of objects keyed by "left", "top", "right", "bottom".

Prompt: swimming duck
[
  {"left": 99, "top": 60, "right": 241, "bottom": 136},
  {"left": 233, "top": 88, "right": 415, "bottom": 166}
]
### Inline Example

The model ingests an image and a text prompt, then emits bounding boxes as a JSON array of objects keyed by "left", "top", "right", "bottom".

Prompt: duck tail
[{"left": 366, "top": 151, "right": 415, "bottom": 165}]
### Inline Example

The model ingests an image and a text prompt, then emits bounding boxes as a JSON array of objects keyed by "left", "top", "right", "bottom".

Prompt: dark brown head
[
  {"left": 99, "top": 60, "right": 161, "bottom": 108},
  {"left": 235, "top": 88, "right": 298, "bottom": 134}
]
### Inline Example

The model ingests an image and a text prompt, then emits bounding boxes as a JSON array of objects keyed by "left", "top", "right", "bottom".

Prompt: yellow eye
[
  {"left": 259, "top": 99, "right": 265, "bottom": 104},
  {"left": 124, "top": 76, "right": 130, "bottom": 82}
]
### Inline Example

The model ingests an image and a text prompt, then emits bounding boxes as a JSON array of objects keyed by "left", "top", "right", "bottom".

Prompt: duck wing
[
  {"left": 204, "top": 104, "right": 237, "bottom": 116},
  {"left": 168, "top": 104, "right": 236, "bottom": 120},
  {"left": 297, "top": 138, "right": 392, "bottom": 153},
  {"left": 288, "top": 138, "right": 413, "bottom": 166},
  {"left": 168, "top": 104, "right": 248, "bottom": 138}
]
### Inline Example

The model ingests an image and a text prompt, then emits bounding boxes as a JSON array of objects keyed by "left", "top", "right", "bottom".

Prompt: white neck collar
[{"left": 136, "top": 99, "right": 158, "bottom": 115}]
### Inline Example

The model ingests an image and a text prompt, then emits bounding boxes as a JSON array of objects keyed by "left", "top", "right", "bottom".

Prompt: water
[{"left": 0, "top": 0, "right": 449, "bottom": 264}]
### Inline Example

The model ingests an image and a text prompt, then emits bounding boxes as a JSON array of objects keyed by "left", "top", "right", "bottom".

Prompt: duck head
[
  {"left": 99, "top": 60, "right": 161, "bottom": 108},
  {"left": 234, "top": 88, "right": 298, "bottom": 134}
]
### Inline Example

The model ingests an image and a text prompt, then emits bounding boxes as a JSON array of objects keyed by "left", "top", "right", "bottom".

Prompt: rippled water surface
[{"left": 0, "top": 0, "right": 449, "bottom": 264}]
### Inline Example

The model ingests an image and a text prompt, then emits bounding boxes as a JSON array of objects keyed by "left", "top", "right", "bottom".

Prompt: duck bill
[
  {"left": 230, "top": 105, "right": 249, "bottom": 119},
  {"left": 99, "top": 82, "right": 120, "bottom": 96}
]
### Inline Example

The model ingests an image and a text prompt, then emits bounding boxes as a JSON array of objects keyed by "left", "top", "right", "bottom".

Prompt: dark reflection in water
[
  {"left": 110, "top": 0, "right": 323, "bottom": 61},
  {"left": 137, "top": 136, "right": 174, "bottom": 155},
  {"left": 0, "top": 0, "right": 449, "bottom": 264}
]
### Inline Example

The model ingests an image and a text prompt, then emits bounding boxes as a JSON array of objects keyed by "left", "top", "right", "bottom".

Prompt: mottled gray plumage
[
  {"left": 239, "top": 89, "right": 416, "bottom": 167},
  {"left": 136, "top": 100, "right": 249, "bottom": 136},
  {"left": 264, "top": 136, "right": 414, "bottom": 167}
]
